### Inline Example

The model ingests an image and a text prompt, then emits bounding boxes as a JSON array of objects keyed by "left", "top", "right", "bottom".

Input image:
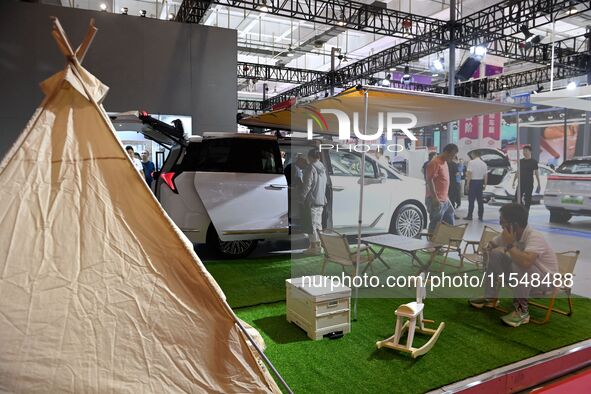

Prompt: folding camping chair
[
  {"left": 318, "top": 230, "right": 374, "bottom": 276},
  {"left": 421, "top": 222, "right": 468, "bottom": 270},
  {"left": 460, "top": 226, "right": 500, "bottom": 270},
  {"left": 528, "top": 250, "right": 580, "bottom": 324}
]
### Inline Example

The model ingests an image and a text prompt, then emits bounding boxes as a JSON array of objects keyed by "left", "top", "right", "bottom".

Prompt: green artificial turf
[{"left": 204, "top": 253, "right": 591, "bottom": 394}]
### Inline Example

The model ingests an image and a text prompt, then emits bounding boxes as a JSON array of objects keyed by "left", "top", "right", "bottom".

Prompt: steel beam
[
  {"left": 238, "top": 99, "right": 264, "bottom": 111},
  {"left": 176, "top": 0, "right": 447, "bottom": 41},
  {"left": 238, "top": 62, "right": 326, "bottom": 84}
]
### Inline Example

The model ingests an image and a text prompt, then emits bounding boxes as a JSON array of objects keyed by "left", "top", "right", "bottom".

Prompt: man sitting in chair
[{"left": 469, "top": 203, "right": 558, "bottom": 327}]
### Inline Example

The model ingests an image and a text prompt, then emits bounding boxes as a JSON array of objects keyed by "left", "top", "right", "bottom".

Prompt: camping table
[{"left": 361, "top": 234, "right": 442, "bottom": 274}]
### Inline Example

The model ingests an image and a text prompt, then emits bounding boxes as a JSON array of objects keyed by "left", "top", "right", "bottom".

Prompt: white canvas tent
[{"left": 0, "top": 18, "right": 282, "bottom": 393}]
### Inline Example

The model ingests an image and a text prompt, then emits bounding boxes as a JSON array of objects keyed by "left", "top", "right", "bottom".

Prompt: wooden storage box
[{"left": 286, "top": 275, "right": 351, "bottom": 340}]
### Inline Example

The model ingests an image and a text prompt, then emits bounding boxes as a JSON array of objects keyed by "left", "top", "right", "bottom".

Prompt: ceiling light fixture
[
  {"left": 528, "top": 115, "right": 535, "bottom": 122},
  {"left": 258, "top": 0, "right": 270, "bottom": 13},
  {"left": 168, "top": 13, "right": 175, "bottom": 20},
  {"left": 567, "top": 81, "right": 577, "bottom": 90},
  {"left": 470, "top": 45, "right": 487, "bottom": 59},
  {"left": 337, "top": 12, "right": 346, "bottom": 26},
  {"left": 566, "top": 1, "right": 578, "bottom": 15},
  {"left": 432, "top": 57, "right": 445, "bottom": 72},
  {"left": 382, "top": 73, "right": 392, "bottom": 87},
  {"left": 139, "top": 10, "right": 147, "bottom": 17},
  {"left": 402, "top": 19, "right": 412, "bottom": 38},
  {"left": 401, "top": 66, "right": 411, "bottom": 84},
  {"left": 520, "top": 25, "right": 541, "bottom": 49},
  {"left": 121, "top": 7, "right": 128, "bottom": 15},
  {"left": 100, "top": 3, "right": 107, "bottom": 11},
  {"left": 286, "top": 45, "right": 295, "bottom": 57}
]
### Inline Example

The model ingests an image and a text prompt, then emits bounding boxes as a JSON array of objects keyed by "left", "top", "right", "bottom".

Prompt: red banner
[
  {"left": 459, "top": 116, "right": 479, "bottom": 139},
  {"left": 482, "top": 113, "right": 501, "bottom": 140}
]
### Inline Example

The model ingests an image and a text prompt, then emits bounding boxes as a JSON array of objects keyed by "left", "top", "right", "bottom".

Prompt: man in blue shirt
[{"left": 140, "top": 150, "right": 156, "bottom": 187}]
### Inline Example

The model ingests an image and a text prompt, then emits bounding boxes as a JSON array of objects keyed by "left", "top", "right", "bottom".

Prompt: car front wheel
[
  {"left": 207, "top": 225, "right": 258, "bottom": 259},
  {"left": 390, "top": 203, "right": 424, "bottom": 238}
]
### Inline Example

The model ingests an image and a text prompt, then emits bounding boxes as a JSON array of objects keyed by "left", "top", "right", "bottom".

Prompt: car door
[
  {"left": 327, "top": 150, "right": 387, "bottom": 232},
  {"left": 193, "top": 137, "right": 289, "bottom": 241}
]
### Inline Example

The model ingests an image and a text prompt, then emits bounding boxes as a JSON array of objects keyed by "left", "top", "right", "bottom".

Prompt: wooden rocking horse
[{"left": 376, "top": 273, "right": 445, "bottom": 358}]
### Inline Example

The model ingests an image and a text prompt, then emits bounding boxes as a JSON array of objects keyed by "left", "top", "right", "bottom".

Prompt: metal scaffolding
[
  {"left": 238, "top": 62, "right": 326, "bottom": 84},
  {"left": 177, "top": 0, "right": 447, "bottom": 41},
  {"left": 179, "top": 0, "right": 591, "bottom": 110}
]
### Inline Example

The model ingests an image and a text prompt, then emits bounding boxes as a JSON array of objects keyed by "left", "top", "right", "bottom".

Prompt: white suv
[
  {"left": 121, "top": 113, "right": 427, "bottom": 258},
  {"left": 545, "top": 156, "right": 591, "bottom": 223}
]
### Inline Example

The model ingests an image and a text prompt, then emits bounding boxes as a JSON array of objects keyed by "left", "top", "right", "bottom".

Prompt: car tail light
[{"left": 160, "top": 172, "right": 178, "bottom": 193}]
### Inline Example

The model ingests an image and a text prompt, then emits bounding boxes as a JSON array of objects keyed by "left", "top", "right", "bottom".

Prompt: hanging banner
[
  {"left": 459, "top": 116, "right": 479, "bottom": 139},
  {"left": 458, "top": 116, "right": 480, "bottom": 160},
  {"left": 482, "top": 113, "right": 501, "bottom": 148}
]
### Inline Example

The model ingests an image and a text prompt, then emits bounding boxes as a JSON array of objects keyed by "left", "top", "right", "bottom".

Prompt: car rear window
[
  {"left": 557, "top": 160, "right": 591, "bottom": 174},
  {"left": 179, "top": 138, "right": 282, "bottom": 174}
]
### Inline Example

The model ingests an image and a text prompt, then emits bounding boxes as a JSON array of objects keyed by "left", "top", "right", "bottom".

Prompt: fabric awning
[
  {"left": 240, "top": 86, "right": 518, "bottom": 134},
  {"left": 530, "top": 85, "right": 591, "bottom": 112}
]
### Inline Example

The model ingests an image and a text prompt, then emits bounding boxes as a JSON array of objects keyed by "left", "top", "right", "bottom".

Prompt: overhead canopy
[
  {"left": 530, "top": 84, "right": 591, "bottom": 112},
  {"left": 0, "top": 18, "right": 279, "bottom": 393},
  {"left": 240, "top": 86, "right": 518, "bottom": 133}
]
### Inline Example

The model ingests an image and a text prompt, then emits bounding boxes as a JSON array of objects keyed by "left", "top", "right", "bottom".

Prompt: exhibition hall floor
[{"left": 202, "top": 204, "right": 591, "bottom": 393}]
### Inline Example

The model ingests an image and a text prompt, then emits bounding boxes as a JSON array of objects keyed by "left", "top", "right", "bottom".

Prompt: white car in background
[
  {"left": 113, "top": 112, "right": 428, "bottom": 258},
  {"left": 484, "top": 164, "right": 555, "bottom": 204},
  {"left": 544, "top": 156, "right": 591, "bottom": 223}
]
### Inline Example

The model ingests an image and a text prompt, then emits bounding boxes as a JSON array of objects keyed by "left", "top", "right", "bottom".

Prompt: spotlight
[
  {"left": 567, "top": 81, "right": 577, "bottom": 90},
  {"left": 403, "top": 66, "right": 410, "bottom": 78},
  {"left": 337, "top": 13, "right": 346, "bottom": 26},
  {"left": 520, "top": 25, "right": 541, "bottom": 49},
  {"left": 139, "top": 10, "right": 147, "bottom": 17},
  {"left": 381, "top": 74, "right": 392, "bottom": 87},
  {"left": 168, "top": 13, "right": 175, "bottom": 20},
  {"left": 470, "top": 45, "right": 487, "bottom": 59},
  {"left": 100, "top": 3, "right": 107, "bottom": 11},
  {"left": 401, "top": 66, "right": 411, "bottom": 84},
  {"left": 560, "top": 112, "right": 565, "bottom": 118},
  {"left": 258, "top": 0, "right": 270, "bottom": 13},
  {"left": 402, "top": 19, "right": 412, "bottom": 38},
  {"left": 286, "top": 45, "right": 295, "bottom": 57},
  {"left": 432, "top": 73, "right": 439, "bottom": 77},
  {"left": 566, "top": 1, "right": 579, "bottom": 15},
  {"left": 389, "top": 67, "right": 396, "bottom": 71},
  {"left": 528, "top": 115, "right": 535, "bottom": 122},
  {"left": 532, "top": 84, "right": 544, "bottom": 94},
  {"left": 432, "top": 57, "right": 444, "bottom": 72},
  {"left": 548, "top": 115, "right": 554, "bottom": 120},
  {"left": 121, "top": 7, "right": 128, "bottom": 14}
]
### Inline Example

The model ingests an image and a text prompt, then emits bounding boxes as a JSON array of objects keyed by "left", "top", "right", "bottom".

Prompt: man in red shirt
[{"left": 425, "top": 144, "right": 459, "bottom": 232}]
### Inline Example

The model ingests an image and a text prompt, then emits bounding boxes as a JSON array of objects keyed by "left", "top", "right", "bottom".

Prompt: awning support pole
[{"left": 353, "top": 89, "right": 369, "bottom": 322}]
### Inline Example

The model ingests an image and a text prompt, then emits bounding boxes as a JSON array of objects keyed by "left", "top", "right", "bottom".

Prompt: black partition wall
[{"left": 0, "top": 1, "right": 237, "bottom": 160}]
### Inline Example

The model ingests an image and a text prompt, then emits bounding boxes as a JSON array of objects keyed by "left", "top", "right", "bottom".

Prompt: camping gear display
[
  {"left": 0, "top": 18, "right": 283, "bottom": 393},
  {"left": 376, "top": 273, "right": 445, "bottom": 358},
  {"left": 286, "top": 276, "right": 351, "bottom": 340}
]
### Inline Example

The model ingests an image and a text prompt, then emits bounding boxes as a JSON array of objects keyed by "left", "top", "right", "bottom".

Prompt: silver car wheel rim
[
  {"left": 220, "top": 240, "right": 253, "bottom": 255},
  {"left": 397, "top": 208, "right": 422, "bottom": 238}
]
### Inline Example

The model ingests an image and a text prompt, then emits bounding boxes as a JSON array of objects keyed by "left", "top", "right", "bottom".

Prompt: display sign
[
  {"left": 482, "top": 113, "right": 501, "bottom": 148},
  {"left": 459, "top": 116, "right": 479, "bottom": 139}
]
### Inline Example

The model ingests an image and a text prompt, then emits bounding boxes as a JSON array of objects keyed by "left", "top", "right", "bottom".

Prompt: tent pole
[
  {"left": 235, "top": 319, "right": 294, "bottom": 394},
  {"left": 353, "top": 89, "right": 369, "bottom": 322},
  {"left": 516, "top": 111, "right": 521, "bottom": 205}
]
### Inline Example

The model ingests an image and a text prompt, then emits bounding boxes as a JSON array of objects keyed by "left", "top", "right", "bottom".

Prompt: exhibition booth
[{"left": 1, "top": 12, "right": 591, "bottom": 394}]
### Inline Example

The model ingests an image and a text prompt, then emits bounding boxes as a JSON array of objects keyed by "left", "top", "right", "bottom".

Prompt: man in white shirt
[
  {"left": 464, "top": 151, "right": 488, "bottom": 221},
  {"left": 125, "top": 145, "right": 144, "bottom": 174},
  {"left": 469, "top": 203, "right": 558, "bottom": 327}
]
